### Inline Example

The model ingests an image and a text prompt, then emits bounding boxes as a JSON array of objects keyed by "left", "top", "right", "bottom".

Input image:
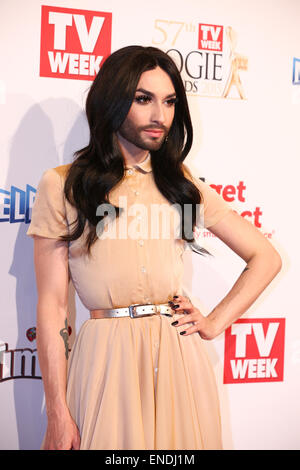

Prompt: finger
[
  {"left": 178, "top": 323, "right": 200, "bottom": 336},
  {"left": 171, "top": 306, "right": 206, "bottom": 329},
  {"left": 171, "top": 311, "right": 198, "bottom": 325},
  {"left": 172, "top": 295, "right": 192, "bottom": 306},
  {"left": 169, "top": 298, "right": 194, "bottom": 314},
  {"left": 170, "top": 305, "right": 193, "bottom": 318},
  {"left": 171, "top": 316, "right": 199, "bottom": 334}
]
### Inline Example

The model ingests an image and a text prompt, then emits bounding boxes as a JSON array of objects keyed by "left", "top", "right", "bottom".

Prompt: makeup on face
[{"left": 117, "top": 67, "right": 177, "bottom": 155}]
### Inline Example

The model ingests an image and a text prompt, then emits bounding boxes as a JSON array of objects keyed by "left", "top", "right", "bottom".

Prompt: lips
[{"left": 143, "top": 129, "right": 164, "bottom": 138}]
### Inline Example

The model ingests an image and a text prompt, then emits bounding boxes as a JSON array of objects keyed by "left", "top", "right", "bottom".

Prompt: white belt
[{"left": 90, "top": 302, "right": 174, "bottom": 319}]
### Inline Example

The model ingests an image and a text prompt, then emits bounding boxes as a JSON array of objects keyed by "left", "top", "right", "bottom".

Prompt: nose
[{"left": 151, "top": 101, "right": 166, "bottom": 126}]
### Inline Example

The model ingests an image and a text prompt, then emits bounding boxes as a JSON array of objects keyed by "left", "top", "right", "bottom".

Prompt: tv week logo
[
  {"left": 40, "top": 6, "right": 112, "bottom": 80},
  {"left": 198, "top": 24, "right": 223, "bottom": 52},
  {"left": 224, "top": 318, "right": 285, "bottom": 384}
]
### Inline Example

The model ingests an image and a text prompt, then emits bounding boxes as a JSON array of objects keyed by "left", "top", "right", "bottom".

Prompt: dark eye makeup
[
  {"left": 134, "top": 94, "right": 178, "bottom": 106},
  {"left": 134, "top": 94, "right": 152, "bottom": 104}
]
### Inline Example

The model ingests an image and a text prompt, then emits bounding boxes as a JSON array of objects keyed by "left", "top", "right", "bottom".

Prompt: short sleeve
[
  {"left": 26, "top": 168, "right": 69, "bottom": 239},
  {"left": 182, "top": 165, "right": 233, "bottom": 229}
]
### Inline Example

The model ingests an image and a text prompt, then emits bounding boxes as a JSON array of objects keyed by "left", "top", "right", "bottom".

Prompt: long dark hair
[{"left": 60, "top": 45, "right": 210, "bottom": 257}]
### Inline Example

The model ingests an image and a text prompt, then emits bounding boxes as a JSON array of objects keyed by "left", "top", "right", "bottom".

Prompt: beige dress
[{"left": 27, "top": 153, "right": 233, "bottom": 450}]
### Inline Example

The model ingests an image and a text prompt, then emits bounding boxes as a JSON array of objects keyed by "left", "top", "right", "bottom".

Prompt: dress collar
[{"left": 124, "top": 152, "right": 152, "bottom": 173}]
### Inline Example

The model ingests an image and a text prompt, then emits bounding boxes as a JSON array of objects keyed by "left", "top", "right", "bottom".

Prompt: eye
[
  {"left": 165, "top": 97, "right": 178, "bottom": 107},
  {"left": 134, "top": 94, "right": 152, "bottom": 104}
]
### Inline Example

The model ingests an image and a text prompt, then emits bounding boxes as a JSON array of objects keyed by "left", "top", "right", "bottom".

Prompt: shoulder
[
  {"left": 182, "top": 163, "right": 203, "bottom": 186},
  {"left": 182, "top": 163, "right": 205, "bottom": 191},
  {"left": 182, "top": 163, "right": 215, "bottom": 192},
  {"left": 35, "top": 164, "right": 71, "bottom": 199},
  {"left": 39, "top": 163, "right": 71, "bottom": 186},
  {"left": 53, "top": 163, "right": 72, "bottom": 180}
]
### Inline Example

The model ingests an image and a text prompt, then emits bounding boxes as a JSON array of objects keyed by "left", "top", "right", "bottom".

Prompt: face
[{"left": 117, "top": 66, "right": 177, "bottom": 152}]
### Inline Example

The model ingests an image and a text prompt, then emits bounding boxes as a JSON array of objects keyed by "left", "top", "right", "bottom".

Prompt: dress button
[
  {"left": 134, "top": 190, "right": 140, "bottom": 196},
  {"left": 138, "top": 239, "right": 144, "bottom": 246},
  {"left": 141, "top": 266, "right": 147, "bottom": 273}
]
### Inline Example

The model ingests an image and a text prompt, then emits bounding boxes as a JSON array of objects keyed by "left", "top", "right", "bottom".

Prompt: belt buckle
[{"left": 129, "top": 303, "right": 156, "bottom": 318}]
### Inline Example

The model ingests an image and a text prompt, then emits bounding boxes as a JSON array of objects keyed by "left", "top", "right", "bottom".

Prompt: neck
[{"left": 116, "top": 132, "right": 149, "bottom": 167}]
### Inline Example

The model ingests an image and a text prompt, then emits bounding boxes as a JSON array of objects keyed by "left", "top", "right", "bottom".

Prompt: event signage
[
  {"left": 223, "top": 318, "right": 285, "bottom": 384},
  {"left": 0, "top": 185, "right": 36, "bottom": 223},
  {"left": 39, "top": 5, "right": 112, "bottom": 80},
  {"left": 152, "top": 19, "right": 248, "bottom": 98}
]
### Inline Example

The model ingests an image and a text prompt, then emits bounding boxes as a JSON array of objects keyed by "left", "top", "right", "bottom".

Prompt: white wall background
[{"left": 0, "top": 0, "right": 299, "bottom": 450}]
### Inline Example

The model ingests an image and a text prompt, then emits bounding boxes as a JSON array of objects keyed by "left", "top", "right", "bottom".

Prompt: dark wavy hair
[{"left": 60, "top": 45, "right": 210, "bottom": 257}]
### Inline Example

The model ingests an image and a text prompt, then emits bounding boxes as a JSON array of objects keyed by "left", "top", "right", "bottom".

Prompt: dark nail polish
[
  {"left": 173, "top": 295, "right": 178, "bottom": 299},
  {"left": 172, "top": 304, "right": 179, "bottom": 309},
  {"left": 171, "top": 321, "right": 178, "bottom": 326},
  {"left": 180, "top": 331, "right": 186, "bottom": 335}
]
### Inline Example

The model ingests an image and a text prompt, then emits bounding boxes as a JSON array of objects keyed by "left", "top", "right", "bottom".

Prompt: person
[{"left": 26, "top": 45, "right": 282, "bottom": 451}]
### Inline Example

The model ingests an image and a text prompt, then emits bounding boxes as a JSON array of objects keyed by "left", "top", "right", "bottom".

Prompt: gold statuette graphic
[{"left": 222, "top": 26, "right": 248, "bottom": 99}]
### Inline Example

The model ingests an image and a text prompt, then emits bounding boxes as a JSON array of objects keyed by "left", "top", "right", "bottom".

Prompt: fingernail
[
  {"left": 180, "top": 331, "right": 186, "bottom": 335},
  {"left": 171, "top": 321, "right": 178, "bottom": 326},
  {"left": 173, "top": 295, "right": 178, "bottom": 299},
  {"left": 172, "top": 304, "right": 179, "bottom": 309}
]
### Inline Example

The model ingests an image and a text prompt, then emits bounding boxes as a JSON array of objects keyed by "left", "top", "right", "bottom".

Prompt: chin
[{"left": 142, "top": 139, "right": 165, "bottom": 152}]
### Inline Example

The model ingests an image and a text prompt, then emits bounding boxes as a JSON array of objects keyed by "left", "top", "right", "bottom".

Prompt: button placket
[
  {"left": 126, "top": 168, "right": 151, "bottom": 304},
  {"left": 131, "top": 172, "right": 146, "bottom": 272},
  {"left": 125, "top": 168, "right": 143, "bottom": 198}
]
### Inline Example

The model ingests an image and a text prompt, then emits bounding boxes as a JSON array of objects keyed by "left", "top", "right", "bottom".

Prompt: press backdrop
[{"left": 0, "top": 0, "right": 299, "bottom": 450}]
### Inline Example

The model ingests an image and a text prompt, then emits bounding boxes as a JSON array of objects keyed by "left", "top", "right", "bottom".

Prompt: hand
[
  {"left": 169, "top": 295, "right": 218, "bottom": 340},
  {"left": 43, "top": 409, "right": 81, "bottom": 450}
]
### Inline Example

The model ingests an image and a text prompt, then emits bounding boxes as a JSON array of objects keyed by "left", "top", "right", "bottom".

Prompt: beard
[{"left": 118, "top": 119, "right": 169, "bottom": 152}]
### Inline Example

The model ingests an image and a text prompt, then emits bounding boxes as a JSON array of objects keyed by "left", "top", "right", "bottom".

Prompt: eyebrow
[{"left": 135, "top": 88, "right": 177, "bottom": 99}]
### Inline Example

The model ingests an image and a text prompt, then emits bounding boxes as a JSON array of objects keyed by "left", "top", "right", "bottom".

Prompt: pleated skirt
[{"left": 66, "top": 311, "right": 223, "bottom": 450}]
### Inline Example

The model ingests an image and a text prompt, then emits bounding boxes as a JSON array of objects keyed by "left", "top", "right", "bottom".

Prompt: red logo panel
[
  {"left": 40, "top": 5, "right": 112, "bottom": 80},
  {"left": 198, "top": 23, "right": 223, "bottom": 51},
  {"left": 224, "top": 318, "right": 285, "bottom": 384}
]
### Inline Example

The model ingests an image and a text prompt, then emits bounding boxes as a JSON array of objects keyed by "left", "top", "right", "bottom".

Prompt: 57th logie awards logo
[{"left": 152, "top": 20, "right": 248, "bottom": 99}]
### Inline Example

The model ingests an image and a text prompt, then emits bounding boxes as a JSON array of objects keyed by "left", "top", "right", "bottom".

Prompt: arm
[
  {"left": 171, "top": 211, "right": 282, "bottom": 339},
  {"left": 34, "top": 235, "right": 80, "bottom": 450},
  {"left": 206, "top": 210, "right": 282, "bottom": 337}
]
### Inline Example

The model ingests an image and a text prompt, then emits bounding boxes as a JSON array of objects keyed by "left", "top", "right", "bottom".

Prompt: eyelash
[{"left": 134, "top": 95, "right": 178, "bottom": 106}]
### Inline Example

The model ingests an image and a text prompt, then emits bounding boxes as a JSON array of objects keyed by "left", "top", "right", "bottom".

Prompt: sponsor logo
[
  {"left": 292, "top": 57, "right": 300, "bottom": 84},
  {"left": 194, "top": 177, "right": 275, "bottom": 241},
  {"left": 292, "top": 57, "right": 300, "bottom": 104},
  {"left": 223, "top": 318, "right": 285, "bottom": 384},
  {"left": 198, "top": 24, "right": 224, "bottom": 52},
  {"left": 152, "top": 19, "right": 248, "bottom": 99},
  {"left": 0, "top": 342, "right": 41, "bottom": 382},
  {"left": 0, "top": 184, "right": 36, "bottom": 223},
  {"left": 40, "top": 5, "right": 112, "bottom": 80}
]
